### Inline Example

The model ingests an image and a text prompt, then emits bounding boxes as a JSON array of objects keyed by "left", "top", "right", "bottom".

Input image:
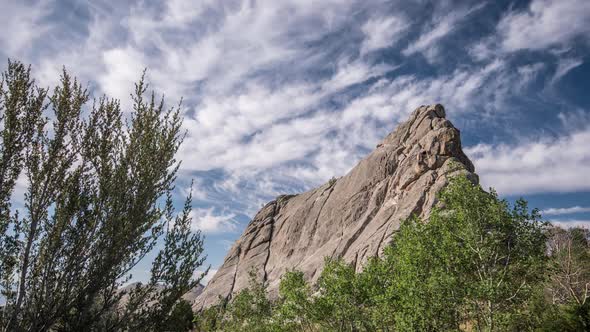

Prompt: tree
[
  {"left": 389, "top": 175, "right": 547, "bottom": 331},
  {"left": 542, "top": 227, "right": 590, "bottom": 330},
  {"left": 160, "top": 299, "right": 195, "bottom": 332},
  {"left": 222, "top": 270, "right": 274, "bottom": 332},
  {"left": 311, "top": 258, "right": 375, "bottom": 331},
  {"left": 0, "top": 61, "right": 46, "bottom": 308},
  {"left": 274, "top": 270, "right": 313, "bottom": 331},
  {"left": 0, "top": 60, "right": 207, "bottom": 331},
  {"left": 193, "top": 301, "right": 226, "bottom": 332}
]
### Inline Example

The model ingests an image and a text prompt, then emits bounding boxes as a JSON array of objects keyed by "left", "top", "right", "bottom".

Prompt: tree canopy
[{"left": 0, "top": 60, "right": 206, "bottom": 331}]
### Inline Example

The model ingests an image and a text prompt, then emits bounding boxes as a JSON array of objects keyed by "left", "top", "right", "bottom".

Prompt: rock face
[
  {"left": 181, "top": 284, "right": 205, "bottom": 303},
  {"left": 193, "top": 104, "right": 477, "bottom": 310}
]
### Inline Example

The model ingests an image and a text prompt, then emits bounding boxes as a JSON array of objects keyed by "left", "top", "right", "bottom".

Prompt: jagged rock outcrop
[{"left": 193, "top": 104, "right": 477, "bottom": 310}]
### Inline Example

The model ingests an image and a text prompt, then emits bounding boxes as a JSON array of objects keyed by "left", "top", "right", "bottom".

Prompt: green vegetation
[
  {"left": 0, "top": 60, "right": 206, "bottom": 331},
  {"left": 195, "top": 176, "right": 590, "bottom": 331}
]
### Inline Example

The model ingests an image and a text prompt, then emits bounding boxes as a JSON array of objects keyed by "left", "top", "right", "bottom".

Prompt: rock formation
[{"left": 193, "top": 104, "right": 477, "bottom": 310}]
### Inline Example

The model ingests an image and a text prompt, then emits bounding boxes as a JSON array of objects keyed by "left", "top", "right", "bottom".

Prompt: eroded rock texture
[{"left": 193, "top": 104, "right": 477, "bottom": 310}]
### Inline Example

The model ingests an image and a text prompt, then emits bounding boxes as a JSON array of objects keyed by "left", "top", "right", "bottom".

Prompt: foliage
[
  {"left": 274, "top": 270, "right": 313, "bottom": 331},
  {"left": 389, "top": 176, "right": 548, "bottom": 331},
  {"left": 328, "top": 177, "right": 337, "bottom": 187},
  {"left": 0, "top": 60, "right": 207, "bottom": 331},
  {"left": 539, "top": 227, "right": 590, "bottom": 330},
  {"left": 311, "top": 258, "right": 376, "bottom": 331},
  {"left": 194, "top": 270, "right": 274, "bottom": 332},
  {"left": 160, "top": 299, "right": 195, "bottom": 332},
  {"left": 224, "top": 270, "right": 274, "bottom": 331},
  {"left": 196, "top": 175, "right": 562, "bottom": 332},
  {"left": 193, "top": 301, "right": 227, "bottom": 332}
]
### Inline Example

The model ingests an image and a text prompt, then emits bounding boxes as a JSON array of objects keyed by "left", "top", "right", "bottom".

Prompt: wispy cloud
[
  {"left": 403, "top": 3, "right": 486, "bottom": 61},
  {"left": 194, "top": 268, "right": 218, "bottom": 285},
  {"left": 550, "top": 220, "right": 590, "bottom": 229},
  {"left": 497, "top": 0, "right": 590, "bottom": 52},
  {"left": 469, "top": 0, "right": 590, "bottom": 62},
  {"left": 190, "top": 208, "right": 237, "bottom": 234},
  {"left": 466, "top": 127, "right": 590, "bottom": 195},
  {"left": 0, "top": 1, "right": 53, "bottom": 57},
  {"left": 361, "top": 15, "right": 409, "bottom": 55},
  {"left": 542, "top": 206, "right": 590, "bottom": 216},
  {"left": 551, "top": 57, "right": 584, "bottom": 84}
]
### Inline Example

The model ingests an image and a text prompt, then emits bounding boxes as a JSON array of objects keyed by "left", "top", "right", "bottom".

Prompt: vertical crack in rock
[
  {"left": 227, "top": 246, "right": 242, "bottom": 302},
  {"left": 262, "top": 203, "right": 279, "bottom": 283},
  {"left": 193, "top": 104, "right": 478, "bottom": 310},
  {"left": 309, "top": 183, "right": 336, "bottom": 240}
]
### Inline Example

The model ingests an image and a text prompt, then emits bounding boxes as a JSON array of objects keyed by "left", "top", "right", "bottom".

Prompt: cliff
[{"left": 194, "top": 104, "right": 477, "bottom": 310}]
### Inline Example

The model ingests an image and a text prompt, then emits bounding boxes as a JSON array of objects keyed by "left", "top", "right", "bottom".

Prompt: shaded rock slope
[{"left": 193, "top": 104, "right": 477, "bottom": 310}]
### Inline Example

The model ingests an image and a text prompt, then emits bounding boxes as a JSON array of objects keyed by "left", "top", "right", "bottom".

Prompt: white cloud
[
  {"left": 498, "top": 0, "right": 590, "bottom": 52},
  {"left": 116, "top": 0, "right": 366, "bottom": 103},
  {"left": 322, "top": 60, "right": 394, "bottom": 92},
  {"left": 360, "top": 15, "right": 409, "bottom": 55},
  {"left": 403, "top": 3, "right": 486, "bottom": 60},
  {"left": 2, "top": 1, "right": 536, "bottom": 210},
  {"left": 542, "top": 206, "right": 590, "bottom": 216},
  {"left": 551, "top": 57, "right": 583, "bottom": 83},
  {"left": 466, "top": 127, "right": 590, "bottom": 195},
  {"left": 550, "top": 220, "right": 590, "bottom": 229},
  {"left": 99, "top": 48, "right": 147, "bottom": 105},
  {"left": 190, "top": 208, "right": 237, "bottom": 234},
  {"left": 195, "top": 268, "right": 218, "bottom": 285},
  {"left": 557, "top": 110, "right": 590, "bottom": 132},
  {"left": 0, "top": 1, "right": 52, "bottom": 57}
]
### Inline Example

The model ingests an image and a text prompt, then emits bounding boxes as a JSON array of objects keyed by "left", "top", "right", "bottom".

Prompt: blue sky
[{"left": 1, "top": 0, "right": 589, "bottom": 283}]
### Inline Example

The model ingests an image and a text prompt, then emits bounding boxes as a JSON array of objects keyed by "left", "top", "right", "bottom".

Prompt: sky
[{"left": 1, "top": 0, "right": 589, "bottom": 284}]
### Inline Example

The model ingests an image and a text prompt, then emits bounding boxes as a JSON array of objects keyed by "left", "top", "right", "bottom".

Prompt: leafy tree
[
  {"left": 356, "top": 256, "right": 396, "bottom": 331},
  {"left": 193, "top": 301, "right": 226, "bottom": 332},
  {"left": 274, "top": 270, "right": 313, "bottom": 331},
  {"left": 194, "top": 270, "right": 275, "bottom": 331},
  {"left": 223, "top": 270, "right": 274, "bottom": 331},
  {"left": 311, "top": 258, "right": 375, "bottom": 331},
  {"left": 160, "top": 299, "right": 195, "bottom": 332},
  {"left": 389, "top": 175, "right": 547, "bottom": 331},
  {"left": 0, "top": 61, "right": 46, "bottom": 307},
  {"left": 0, "top": 60, "right": 207, "bottom": 331},
  {"left": 541, "top": 227, "right": 590, "bottom": 330}
]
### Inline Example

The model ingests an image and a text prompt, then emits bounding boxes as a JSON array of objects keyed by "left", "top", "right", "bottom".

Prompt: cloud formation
[
  {"left": 542, "top": 206, "right": 590, "bottom": 216},
  {"left": 466, "top": 127, "right": 590, "bottom": 195},
  {"left": 498, "top": 0, "right": 590, "bottom": 52},
  {"left": 1, "top": 0, "right": 589, "bottom": 269},
  {"left": 361, "top": 15, "right": 409, "bottom": 55},
  {"left": 403, "top": 3, "right": 486, "bottom": 61},
  {"left": 550, "top": 220, "right": 590, "bottom": 229},
  {"left": 190, "top": 208, "right": 237, "bottom": 234}
]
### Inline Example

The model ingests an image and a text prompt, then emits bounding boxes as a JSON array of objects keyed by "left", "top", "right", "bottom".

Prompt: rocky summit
[{"left": 193, "top": 104, "right": 478, "bottom": 310}]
